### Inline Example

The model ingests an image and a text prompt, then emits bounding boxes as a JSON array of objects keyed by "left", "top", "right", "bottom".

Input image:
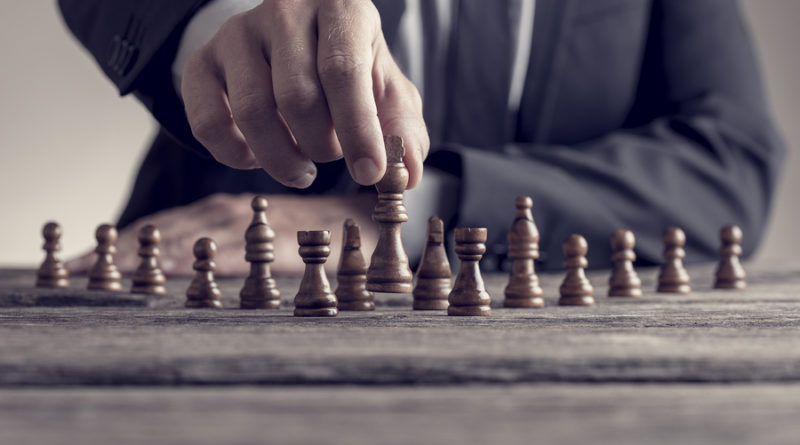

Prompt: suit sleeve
[
  {"left": 429, "top": 0, "right": 785, "bottom": 270},
  {"left": 58, "top": 0, "right": 212, "bottom": 153}
]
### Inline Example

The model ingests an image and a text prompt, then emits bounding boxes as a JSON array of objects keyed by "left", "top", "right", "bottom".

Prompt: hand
[
  {"left": 66, "top": 193, "right": 377, "bottom": 277},
  {"left": 181, "top": 0, "right": 429, "bottom": 189}
]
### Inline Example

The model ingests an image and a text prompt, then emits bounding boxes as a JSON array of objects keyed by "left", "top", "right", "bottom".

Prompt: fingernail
[
  {"left": 288, "top": 170, "right": 316, "bottom": 189},
  {"left": 353, "top": 158, "right": 380, "bottom": 184}
]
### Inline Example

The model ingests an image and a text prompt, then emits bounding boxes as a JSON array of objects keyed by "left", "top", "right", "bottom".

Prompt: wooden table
[{"left": 1, "top": 263, "right": 799, "bottom": 444}]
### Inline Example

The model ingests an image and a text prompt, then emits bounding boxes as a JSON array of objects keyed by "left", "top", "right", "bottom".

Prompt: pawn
[
  {"left": 558, "top": 234, "right": 595, "bottom": 306},
  {"left": 185, "top": 237, "right": 223, "bottom": 308},
  {"left": 608, "top": 229, "right": 642, "bottom": 297},
  {"left": 87, "top": 224, "right": 122, "bottom": 291},
  {"left": 294, "top": 231, "right": 338, "bottom": 317},
  {"left": 36, "top": 221, "right": 70, "bottom": 288},
  {"left": 335, "top": 219, "right": 375, "bottom": 311},
  {"left": 714, "top": 225, "right": 746, "bottom": 289},
  {"left": 130, "top": 225, "right": 166, "bottom": 295},
  {"left": 657, "top": 226, "right": 691, "bottom": 294},
  {"left": 413, "top": 216, "right": 451, "bottom": 310},
  {"left": 239, "top": 196, "right": 281, "bottom": 309},
  {"left": 448, "top": 228, "right": 491, "bottom": 316},
  {"left": 504, "top": 196, "right": 544, "bottom": 308}
]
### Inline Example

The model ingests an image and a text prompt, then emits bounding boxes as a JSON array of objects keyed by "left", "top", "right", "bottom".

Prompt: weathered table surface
[{"left": 1, "top": 263, "right": 799, "bottom": 444}]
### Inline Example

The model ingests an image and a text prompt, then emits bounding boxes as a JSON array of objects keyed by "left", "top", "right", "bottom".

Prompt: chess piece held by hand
[
  {"left": 448, "top": 228, "right": 491, "bottom": 316},
  {"left": 185, "top": 237, "right": 223, "bottom": 308},
  {"left": 366, "top": 135, "right": 413, "bottom": 293},
  {"left": 714, "top": 225, "right": 746, "bottom": 289},
  {"left": 36, "top": 221, "right": 70, "bottom": 288}
]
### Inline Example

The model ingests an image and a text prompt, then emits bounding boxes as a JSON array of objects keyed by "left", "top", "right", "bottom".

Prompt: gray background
[{"left": 0, "top": 1, "right": 796, "bottom": 265}]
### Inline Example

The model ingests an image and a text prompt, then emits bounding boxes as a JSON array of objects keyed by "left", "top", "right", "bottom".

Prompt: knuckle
[
  {"left": 230, "top": 93, "right": 269, "bottom": 127},
  {"left": 274, "top": 76, "right": 322, "bottom": 116},
  {"left": 190, "top": 113, "right": 225, "bottom": 144},
  {"left": 318, "top": 52, "right": 366, "bottom": 84}
]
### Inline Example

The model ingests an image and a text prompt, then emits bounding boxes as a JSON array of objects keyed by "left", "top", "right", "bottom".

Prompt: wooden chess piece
[
  {"left": 239, "top": 196, "right": 281, "bottom": 309},
  {"left": 714, "top": 225, "right": 746, "bottom": 289},
  {"left": 558, "top": 234, "right": 595, "bottom": 306},
  {"left": 503, "top": 196, "right": 544, "bottom": 308},
  {"left": 608, "top": 229, "right": 642, "bottom": 297},
  {"left": 36, "top": 221, "right": 69, "bottom": 288},
  {"left": 657, "top": 226, "right": 691, "bottom": 294},
  {"left": 413, "top": 216, "right": 451, "bottom": 310},
  {"left": 294, "top": 230, "right": 338, "bottom": 317},
  {"left": 366, "top": 135, "right": 413, "bottom": 293},
  {"left": 335, "top": 219, "right": 375, "bottom": 311},
  {"left": 447, "top": 228, "right": 491, "bottom": 316},
  {"left": 130, "top": 224, "right": 166, "bottom": 295},
  {"left": 87, "top": 224, "right": 122, "bottom": 291},
  {"left": 185, "top": 237, "right": 223, "bottom": 308}
]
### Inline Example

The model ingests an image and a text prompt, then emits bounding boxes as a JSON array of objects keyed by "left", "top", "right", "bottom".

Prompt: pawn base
[
  {"left": 294, "top": 307, "right": 338, "bottom": 317},
  {"left": 366, "top": 282, "right": 413, "bottom": 294},
  {"left": 657, "top": 284, "right": 691, "bottom": 294},
  {"left": 558, "top": 295, "right": 595, "bottom": 306},
  {"left": 713, "top": 279, "right": 746, "bottom": 290},
  {"left": 185, "top": 300, "right": 223, "bottom": 309},
  {"left": 131, "top": 284, "right": 166, "bottom": 295},
  {"left": 36, "top": 278, "right": 70, "bottom": 289},
  {"left": 338, "top": 301, "right": 375, "bottom": 311},
  {"left": 413, "top": 299, "right": 449, "bottom": 310},
  {"left": 503, "top": 297, "right": 545, "bottom": 308},
  {"left": 88, "top": 282, "right": 123, "bottom": 292},
  {"left": 608, "top": 287, "right": 642, "bottom": 298},
  {"left": 447, "top": 305, "right": 491, "bottom": 316},
  {"left": 240, "top": 300, "right": 281, "bottom": 309}
]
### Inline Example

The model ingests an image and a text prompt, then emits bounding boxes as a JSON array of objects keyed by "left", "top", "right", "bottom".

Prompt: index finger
[{"left": 316, "top": 2, "right": 386, "bottom": 185}]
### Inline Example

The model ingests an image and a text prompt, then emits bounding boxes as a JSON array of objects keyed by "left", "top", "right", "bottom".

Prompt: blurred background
[{"left": 0, "top": 1, "right": 797, "bottom": 266}]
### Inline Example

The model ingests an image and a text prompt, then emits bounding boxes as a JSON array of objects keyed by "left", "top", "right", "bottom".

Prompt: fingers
[
  {"left": 182, "top": 49, "right": 259, "bottom": 170},
  {"left": 317, "top": 1, "right": 386, "bottom": 185},
  {"left": 218, "top": 16, "right": 318, "bottom": 188},
  {"left": 268, "top": 5, "right": 343, "bottom": 163},
  {"left": 374, "top": 45, "right": 430, "bottom": 189}
]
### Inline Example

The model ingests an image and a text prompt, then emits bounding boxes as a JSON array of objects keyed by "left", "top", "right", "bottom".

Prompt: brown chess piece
[
  {"left": 413, "top": 216, "right": 451, "bottom": 310},
  {"left": 36, "top": 221, "right": 69, "bottom": 288},
  {"left": 503, "top": 196, "right": 544, "bottom": 308},
  {"left": 447, "top": 228, "right": 491, "bottom": 316},
  {"left": 366, "top": 135, "right": 413, "bottom": 293},
  {"left": 558, "top": 234, "right": 595, "bottom": 306},
  {"left": 657, "top": 226, "right": 691, "bottom": 294},
  {"left": 87, "top": 224, "right": 122, "bottom": 291},
  {"left": 239, "top": 196, "right": 281, "bottom": 309},
  {"left": 335, "top": 219, "right": 375, "bottom": 311},
  {"left": 714, "top": 224, "right": 746, "bottom": 289},
  {"left": 185, "top": 237, "right": 223, "bottom": 308},
  {"left": 294, "top": 230, "right": 338, "bottom": 317},
  {"left": 130, "top": 224, "right": 166, "bottom": 295},
  {"left": 608, "top": 229, "right": 642, "bottom": 297}
]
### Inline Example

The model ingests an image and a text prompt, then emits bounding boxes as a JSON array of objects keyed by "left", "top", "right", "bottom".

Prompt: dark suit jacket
[{"left": 58, "top": 0, "right": 784, "bottom": 270}]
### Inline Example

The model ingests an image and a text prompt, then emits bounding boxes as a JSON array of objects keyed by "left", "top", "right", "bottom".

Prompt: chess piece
[
  {"left": 239, "top": 196, "right": 281, "bottom": 309},
  {"left": 558, "top": 234, "right": 595, "bottom": 306},
  {"left": 448, "top": 228, "right": 491, "bottom": 316},
  {"left": 185, "top": 237, "right": 223, "bottom": 308},
  {"left": 608, "top": 229, "right": 642, "bottom": 297},
  {"left": 657, "top": 226, "right": 691, "bottom": 294},
  {"left": 335, "top": 219, "right": 374, "bottom": 311},
  {"left": 366, "top": 135, "right": 413, "bottom": 293},
  {"left": 36, "top": 221, "right": 69, "bottom": 288},
  {"left": 130, "top": 224, "right": 166, "bottom": 295},
  {"left": 87, "top": 224, "right": 122, "bottom": 291},
  {"left": 413, "top": 216, "right": 451, "bottom": 310},
  {"left": 503, "top": 196, "right": 544, "bottom": 308},
  {"left": 294, "top": 230, "right": 338, "bottom": 317},
  {"left": 714, "top": 225, "right": 746, "bottom": 289}
]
